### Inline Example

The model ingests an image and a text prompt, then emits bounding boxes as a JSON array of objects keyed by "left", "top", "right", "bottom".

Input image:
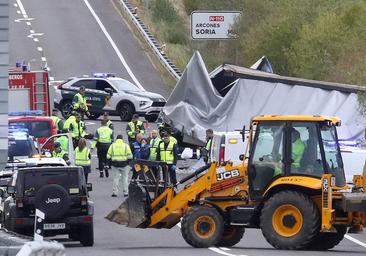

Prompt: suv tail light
[
  {"left": 219, "top": 144, "right": 225, "bottom": 164},
  {"left": 16, "top": 197, "right": 24, "bottom": 208},
  {"left": 80, "top": 196, "right": 87, "bottom": 206},
  {"left": 15, "top": 218, "right": 24, "bottom": 225}
]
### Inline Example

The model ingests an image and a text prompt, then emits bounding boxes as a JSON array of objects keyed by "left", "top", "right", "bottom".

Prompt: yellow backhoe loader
[{"left": 106, "top": 115, "right": 366, "bottom": 250}]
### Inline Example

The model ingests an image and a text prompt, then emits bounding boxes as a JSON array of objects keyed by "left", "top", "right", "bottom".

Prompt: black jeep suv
[{"left": 2, "top": 166, "right": 94, "bottom": 246}]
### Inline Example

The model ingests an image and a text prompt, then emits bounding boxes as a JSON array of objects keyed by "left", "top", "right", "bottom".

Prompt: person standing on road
[
  {"left": 131, "top": 133, "right": 144, "bottom": 180},
  {"left": 68, "top": 113, "right": 87, "bottom": 148},
  {"left": 51, "top": 108, "right": 64, "bottom": 132},
  {"left": 203, "top": 129, "right": 214, "bottom": 164},
  {"left": 75, "top": 138, "right": 91, "bottom": 182},
  {"left": 107, "top": 135, "right": 132, "bottom": 197},
  {"left": 73, "top": 86, "right": 90, "bottom": 120},
  {"left": 52, "top": 142, "right": 70, "bottom": 164},
  {"left": 149, "top": 130, "right": 161, "bottom": 161},
  {"left": 126, "top": 114, "right": 145, "bottom": 144},
  {"left": 92, "top": 119, "right": 113, "bottom": 178},
  {"left": 103, "top": 112, "right": 113, "bottom": 130},
  {"left": 156, "top": 131, "right": 178, "bottom": 186}
]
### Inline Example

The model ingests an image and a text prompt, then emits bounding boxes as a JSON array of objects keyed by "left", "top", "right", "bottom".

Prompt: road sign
[{"left": 191, "top": 11, "right": 241, "bottom": 40}]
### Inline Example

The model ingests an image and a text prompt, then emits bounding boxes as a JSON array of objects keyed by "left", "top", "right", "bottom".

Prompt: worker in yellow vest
[
  {"left": 156, "top": 131, "right": 178, "bottom": 186},
  {"left": 126, "top": 114, "right": 145, "bottom": 144},
  {"left": 107, "top": 134, "right": 133, "bottom": 197},
  {"left": 52, "top": 142, "right": 70, "bottom": 165},
  {"left": 75, "top": 138, "right": 91, "bottom": 182},
  {"left": 73, "top": 86, "right": 90, "bottom": 120},
  {"left": 51, "top": 109, "right": 64, "bottom": 132},
  {"left": 203, "top": 128, "right": 213, "bottom": 164},
  {"left": 66, "top": 113, "right": 87, "bottom": 148},
  {"left": 103, "top": 112, "right": 113, "bottom": 130},
  {"left": 92, "top": 119, "right": 113, "bottom": 178}
]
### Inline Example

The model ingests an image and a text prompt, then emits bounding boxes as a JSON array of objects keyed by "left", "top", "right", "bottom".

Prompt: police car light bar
[
  {"left": 8, "top": 110, "right": 44, "bottom": 116},
  {"left": 93, "top": 72, "right": 116, "bottom": 78}
]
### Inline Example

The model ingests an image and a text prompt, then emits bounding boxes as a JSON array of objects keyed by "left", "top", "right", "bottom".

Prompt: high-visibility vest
[
  {"left": 75, "top": 147, "right": 91, "bottom": 166},
  {"left": 96, "top": 126, "right": 113, "bottom": 143},
  {"left": 52, "top": 150, "right": 67, "bottom": 159},
  {"left": 107, "top": 139, "right": 132, "bottom": 161},
  {"left": 70, "top": 120, "right": 86, "bottom": 138},
  {"left": 106, "top": 119, "right": 113, "bottom": 130},
  {"left": 73, "top": 93, "right": 88, "bottom": 111},
  {"left": 127, "top": 121, "right": 144, "bottom": 139},
  {"left": 51, "top": 116, "right": 61, "bottom": 131},
  {"left": 159, "top": 141, "right": 175, "bottom": 164},
  {"left": 56, "top": 136, "right": 69, "bottom": 153},
  {"left": 149, "top": 137, "right": 161, "bottom": 161},
  {"left": 170, "top": 136, "right": 177, "bottom": 145},
  {"left": 292, "top": 139, "right": 305, "bottom": 168},
  {"left": 205, "top": 138, "right": 212, "bottom": 151},
  {"left": 64, "top": 115, "right": 75, "bottom": 130}
]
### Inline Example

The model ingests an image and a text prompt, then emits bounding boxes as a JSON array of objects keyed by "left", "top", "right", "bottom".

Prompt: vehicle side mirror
[
  {"left": 7, "top": 186, "right": 15, "bottom": 194},
  {"left": 239, "top": 154, "right": 244, "bottom": 161},
  {"left": 241, "top": 125, "right": 245, "bottom": 142},
  {"left": 104, "top": 88, "right": 113, "bottom": 95},
  {"left": 86, "top": 183, "right": 93, "bottom": 192}
]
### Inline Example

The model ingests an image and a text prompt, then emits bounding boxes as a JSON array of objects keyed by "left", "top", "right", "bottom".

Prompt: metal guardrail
[{"left": 119, "top": 0, "right": 182, "bottom": 81}]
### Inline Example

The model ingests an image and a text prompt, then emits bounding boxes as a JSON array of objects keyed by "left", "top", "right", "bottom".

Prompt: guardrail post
[{"left": 34, "top": 209, "right": 45, "bottom": 241}]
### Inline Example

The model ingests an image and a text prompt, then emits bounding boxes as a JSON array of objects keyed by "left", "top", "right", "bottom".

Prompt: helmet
[{"left": 54, "top": 142, "right": 61, "bottom": 148}]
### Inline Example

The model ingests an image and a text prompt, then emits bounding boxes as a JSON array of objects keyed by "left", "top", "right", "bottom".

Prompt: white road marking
[
  {"left": 26, "top": 22, "right": 31, "bottom": 26},
  {"left": 175, "top": 222, "right": 245, "bottom": 256},
  {"left": 33, "top": 38, "right": 39, "bottom": 42},
  {"left": 41, "top": 57, "right": 47, "bottom": 61},
  {"left": 82, "top": 0, "right": 145, "bottom": 90},
  {"left": 37, "top": 47, "right": 43, "bottom": 51},
  {"left": 49, "top": 77, "right": 54, "bottom": 81},
  {"left": 14, "top": 18, "right": 34, "bottom": 22},
  {"left": 345, "top": 235, "right": 366, "bottom": 248},
  {"left": 209, "top": 247, "right": 247, "bottom": 256},
  {"left": 16, "top": 10, "right": 21, "bottom": 14},
  {"left": 30, "top": 29, "right": 34, "bottom": 33},
  {"left": 220, "top": 247, "right": 231, "bottom": 251},
  {"left": 14, "top": 3, "right": 18, "bottom": 7},
  {"left": 27, "top": 32, "right": 44, "bottom": 38},
  {"left": 15, "top": 0, "right": 26, "bottom": 16}
]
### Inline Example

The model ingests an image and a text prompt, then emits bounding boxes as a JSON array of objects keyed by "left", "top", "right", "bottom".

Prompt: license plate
[{"left": 43, "top": 223, "right": 66, "bottom": 230}]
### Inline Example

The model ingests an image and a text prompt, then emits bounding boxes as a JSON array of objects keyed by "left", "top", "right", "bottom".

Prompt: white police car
[{"left": 54, "top": 73, "right": 166, "bottom": 122}]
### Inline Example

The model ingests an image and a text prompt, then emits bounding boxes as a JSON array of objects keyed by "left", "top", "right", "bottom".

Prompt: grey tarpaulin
[{"left": 163, "top": 51, "right": 366, "bottom": 144}]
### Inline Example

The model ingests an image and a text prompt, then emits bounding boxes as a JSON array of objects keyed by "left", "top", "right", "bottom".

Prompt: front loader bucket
[{"left": 105, "top": 183, "right": 149, "bottom": 228}]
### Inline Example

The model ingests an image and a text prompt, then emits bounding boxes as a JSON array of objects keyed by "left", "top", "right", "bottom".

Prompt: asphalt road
[{"left": 9, "top": 0, "right": 366, "bottom": 255}]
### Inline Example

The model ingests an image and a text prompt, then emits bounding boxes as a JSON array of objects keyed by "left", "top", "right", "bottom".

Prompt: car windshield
[
  {"left": 320, "top": 124, "right": 346, "bottom": 187},
  {"left": 10, "top": 121, "right": 51, "bottom": 138},
  {"left": 109, "top": 79, "right": 140, "bottom": 92}
]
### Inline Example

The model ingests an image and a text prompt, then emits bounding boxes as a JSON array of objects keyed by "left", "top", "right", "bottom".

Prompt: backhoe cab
[{"left": 107, "top": 115, "right": 366, "bottom": 250}]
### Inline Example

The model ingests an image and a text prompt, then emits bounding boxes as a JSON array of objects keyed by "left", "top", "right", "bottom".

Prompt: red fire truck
[{"left": 8, "top": 68, "right": 51, "bottom": 116}]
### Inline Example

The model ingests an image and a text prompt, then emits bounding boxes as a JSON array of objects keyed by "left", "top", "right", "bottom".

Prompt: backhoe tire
[
  {"left": 307, "top": 225, "right": 347, "bottom": 250},
  {"left": 216, "top": 226, "right": 245, "bottom": 247},
  {"left": 260, "top": 190, "right": 320, "bottom": 250},
  {"left": 181, "top": 206, "right": 224, "bottom": 248}
]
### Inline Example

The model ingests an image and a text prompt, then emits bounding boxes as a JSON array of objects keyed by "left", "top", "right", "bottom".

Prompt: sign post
[
  {"left": 191, "top": 11, "right": 241, "bottom": 40},
  {"left": 34, "top": 209, "right": 45, "bottom": 241}
]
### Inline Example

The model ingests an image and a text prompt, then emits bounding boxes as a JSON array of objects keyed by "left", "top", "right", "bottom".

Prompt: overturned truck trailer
[{"left": 162, "top": 51, "right": 366, "bottom": 146}]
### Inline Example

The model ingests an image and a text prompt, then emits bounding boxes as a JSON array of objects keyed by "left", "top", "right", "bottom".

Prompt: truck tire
[
  {"left": 181, "top": 206, "right": 224, "bottom": 248},
  {"left": 60, "top": 100, "right": 73, "bottom": 119},
  {"left": 79, "top": 224, "right": 94, "bottom": 246},
  {"left": 306, "top": 225, "right": 347, "bottom": 250},
  {"left": 118, "top": 102, "right": 134, "bottom": 122},
  {"left": 216, "top": 226, "right": 245, "bottom": 247},
  {"left": 260, "top": 190, "right": 320, "bottom": 250}
]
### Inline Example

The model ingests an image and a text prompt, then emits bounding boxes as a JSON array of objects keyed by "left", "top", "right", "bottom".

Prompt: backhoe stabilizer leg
[{"left": 105, "top": 183, "right": 149, "bottom": 228}]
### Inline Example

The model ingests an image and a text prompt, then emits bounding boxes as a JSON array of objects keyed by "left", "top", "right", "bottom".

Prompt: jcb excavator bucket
[{"left": 105, "top": 183, "right": 149, "bottom": 228}]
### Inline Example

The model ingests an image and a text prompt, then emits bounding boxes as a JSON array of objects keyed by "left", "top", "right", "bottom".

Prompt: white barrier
[
  {"left": 119, "top": 0, "right": 182, "bottom": 81},
  {"left": 16, "top": 241, "right": 65, "bottom": 256}
]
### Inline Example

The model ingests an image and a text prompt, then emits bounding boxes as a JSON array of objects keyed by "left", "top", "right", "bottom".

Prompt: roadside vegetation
[{"left": 130, "top": 0, "right": 366, "bottom": 87}]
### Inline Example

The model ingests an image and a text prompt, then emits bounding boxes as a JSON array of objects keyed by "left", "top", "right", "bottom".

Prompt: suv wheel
[
  {"left": 79, "top": 224, "right": 94, "bottom": 246},
  {"left": 145, "top": 114, "right": 158, "bottom": 122},
  {"left": 61, "top": 100, "right": 73, "bottom": 119},
  {"left": 118, "top": 102, "right": 134, "bottom": 121}
]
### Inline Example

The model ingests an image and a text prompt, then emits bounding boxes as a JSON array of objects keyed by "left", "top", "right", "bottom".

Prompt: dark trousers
[
  {"left": 162, "top": 164, "right": 177, "bottom": 185},
  {"left": 97, "top": 143, "right": 110, "bottom": 172}
]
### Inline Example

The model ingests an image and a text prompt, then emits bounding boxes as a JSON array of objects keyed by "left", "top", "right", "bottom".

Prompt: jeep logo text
[{"left": 45, "top": 198, "right": 61, "bottom": 204}]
